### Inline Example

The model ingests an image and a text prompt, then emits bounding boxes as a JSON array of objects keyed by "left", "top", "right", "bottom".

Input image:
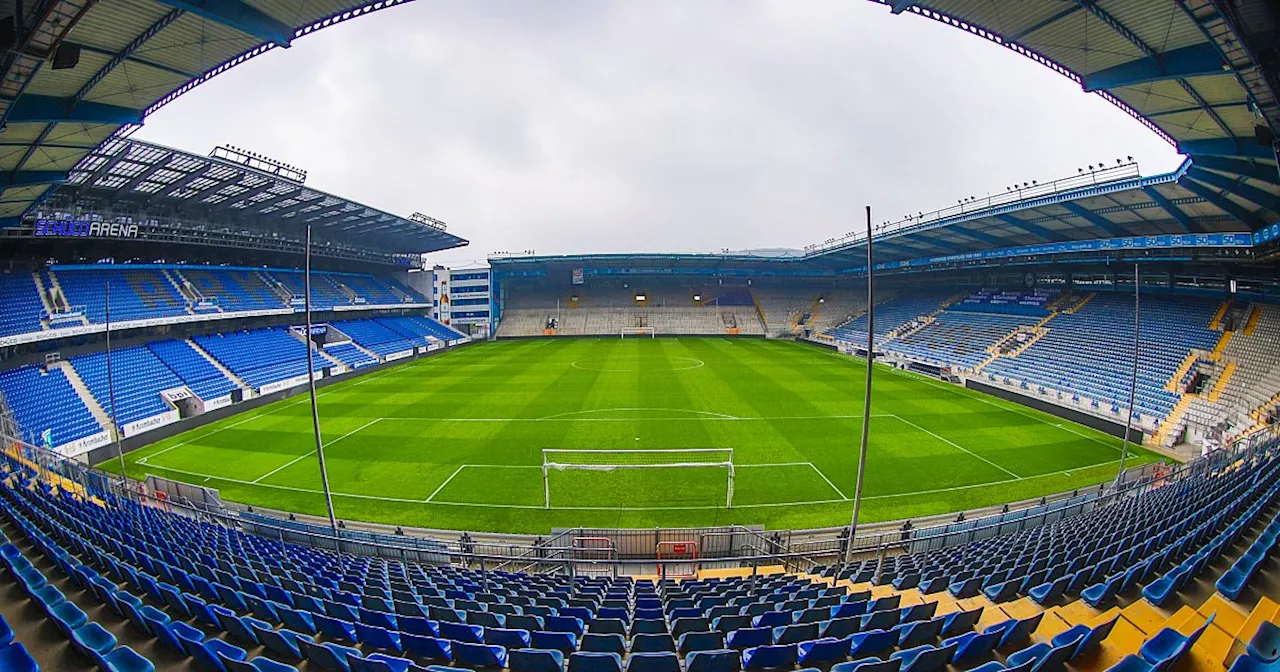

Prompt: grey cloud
[{"left": 137, "top": 0, "right": 1183, "bottom": 265}]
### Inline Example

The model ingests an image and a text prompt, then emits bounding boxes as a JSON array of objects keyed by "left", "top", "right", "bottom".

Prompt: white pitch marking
[
  {"left": 537, "top": 407, "right": 738, "bottom": 420},
  {"left": 139, "top": 459, "right": 1119, "bottom": 511},
  {"left": 807, "top": 462, "right": 849, "bottom": 500},
  {"left": 251, "top": 418, "right": 381, "bottom": 484},
  {"left": 425, "top": 465, "right": 466, "bottom": 502},
  {"left": 889, "top": 414, "right": 1022, "bottom": 479}
]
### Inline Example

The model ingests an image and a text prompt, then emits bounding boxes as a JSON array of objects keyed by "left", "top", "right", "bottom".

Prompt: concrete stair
[
  {"left": 1062, "top": 292, "right": 1096, "bottom": 314},
  {"left": 1209, "top": 299, "right": 1232, "bottom": 330},
  {"left": 1166, "top": 351, "right": 1201, "bottom": 392},
  {"left": 1207, "top": 362, "right": 1237, "bottom": 402},
  {"left": 48, "top": 361, "right": 115, "bottom": 437},
  {"left": 186, "top": 339, "right": 250, "bottom": 391},
  {"left": 1152, "top": 394, "right": 1195, "bottom": 447},
  {"left": 30, "top": 272, "right": 53, "bottom": 330},
  {"left": 1242, "top": 306, "right": 1262, "bottom": 335}
]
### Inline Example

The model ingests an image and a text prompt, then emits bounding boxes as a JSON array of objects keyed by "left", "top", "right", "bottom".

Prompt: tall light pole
[
  {"left": 1116, "top": 263, "right": 1140, "bottom": 486},
  {"left": 105, "top": 281, "right": 127, "bottom": 479},
  {"left": 844, "top": 205, "right": 875, "bottom": 565},
  {"left": 305, "top": 224, "right": 339, "bottom": 533}
]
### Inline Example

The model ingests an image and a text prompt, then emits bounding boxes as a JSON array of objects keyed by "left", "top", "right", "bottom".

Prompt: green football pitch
[{"left": 102, "top": 338, "right": 1159, "bottom": 533}]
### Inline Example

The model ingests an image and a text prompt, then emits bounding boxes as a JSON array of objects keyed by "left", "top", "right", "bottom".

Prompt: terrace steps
[
  {"left": 258, "top": 271, "right": 294, "bottom": 303},
  {"left": 1243, "top": 306, "right": 1262, "bottom": 335},
  {"left": 48, "top": 361, "right": 115, "bottom": 436},
  {"left": 1152, "top": 393, "right": 1194, "bottom": 447},
  {"left": 1209, "top": 299, "right": 1232, "bottom": 330},
  {"left": 1212, "top": 331, "right": 1234, "bottom": 358},
  {"left": 288, "top": 328, "right": 344, "bottom": 368},
  {"left": 1062, "top": 292, "right": 1096, "bottom": 314},
  {"left": 186, "top": 338, "right": 249, "bottom": 391},
  {"left": 162, "top": 269, "right": 198, "bottom": 314},
  {"left": 30, "top": 272, "right": 53, "bottom": 330},
  {"left": 1207, "top": 361, "right": 1237, "bottom": 402},
  {"left": 1166, "top": 351, "right": 1200, "bottom": 392}
]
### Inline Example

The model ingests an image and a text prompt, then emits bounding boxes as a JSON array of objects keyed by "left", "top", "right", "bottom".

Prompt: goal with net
[
  {"left": 620, "top": 327, "right": 656, "bottom": 338},
  {"left": 542, "top": 448, "right": 735, "bottom": 508}
]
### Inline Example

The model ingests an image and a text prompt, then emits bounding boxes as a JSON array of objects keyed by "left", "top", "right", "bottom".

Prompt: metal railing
[{"left": 3, "top": 420, "right": 1273, "bottom": 582}]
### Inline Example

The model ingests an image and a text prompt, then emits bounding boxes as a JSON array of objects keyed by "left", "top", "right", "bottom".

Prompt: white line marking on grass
[
  {"left": 571, "top": 357, "right": 705, "bottom": 372},
  {"left": 134, "top": 369, "right": 405, "bottom": 469},
  {"left": 251, "top": 418, "right": 382, "bottom": 484},
  {"left": 538, "top": 408, "right": 739, "bottom": 420},
  {"left": 425, "top": 465, "right": 466, "bottom": 502},
  {"left": 889, "top": 414, "right": 1022, "bottom": 479},
  {"left": 879, "top": 365, "right": 1125, "bottom": 453},
  {"left": 861, "top": 460, "right": 1120, "bottom": 500},
  {"left": 807, "top": 463, "right": 848, "bottom": 500},
  {"left": 377, "top": 414, "right": 896, "bottom": 422},
  {"left": 141, "top": 459, "right": 1120, "bottom": 511},
  {"left": 251, "top": 452, "right": 316, "bottom": 484}
]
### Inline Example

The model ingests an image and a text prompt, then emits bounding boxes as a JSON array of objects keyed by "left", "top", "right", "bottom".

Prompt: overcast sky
[{"left": 136, "top": 0, "right": 1184, "bottom": 267}]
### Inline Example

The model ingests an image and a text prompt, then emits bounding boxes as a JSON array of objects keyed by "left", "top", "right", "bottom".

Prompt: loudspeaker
[{"left": 51, "top": 42, "right": 80, "bottom": 70}]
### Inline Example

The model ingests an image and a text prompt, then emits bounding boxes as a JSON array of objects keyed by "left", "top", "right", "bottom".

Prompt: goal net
[
  {"left": 542, "top": 448, "right": 734, "bottom": 509},
  {"left": 620, "top": 327, "right": 656, "bottom": 338}
]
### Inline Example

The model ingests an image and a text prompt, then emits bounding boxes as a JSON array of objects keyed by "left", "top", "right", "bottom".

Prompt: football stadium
[{"left": 0, "top": 0, "right": 1278, "bottom": 671}]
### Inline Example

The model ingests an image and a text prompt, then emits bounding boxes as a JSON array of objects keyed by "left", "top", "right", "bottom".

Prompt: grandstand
[{"left": 0, "top": 0, "right": 1279, "bottom": 669}]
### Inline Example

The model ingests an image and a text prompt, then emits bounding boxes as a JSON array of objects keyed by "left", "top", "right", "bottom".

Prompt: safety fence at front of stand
[{"left": 0, "top": 419, "right": 1274, "bottom": 581}]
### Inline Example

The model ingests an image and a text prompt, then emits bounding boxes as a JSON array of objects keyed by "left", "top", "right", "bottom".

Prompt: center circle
[{"left": 570, "top": 356, "right": 705, "bottom": 372}]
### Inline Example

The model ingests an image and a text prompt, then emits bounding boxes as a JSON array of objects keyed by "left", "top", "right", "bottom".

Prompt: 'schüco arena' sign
[{"left": 34, "top": 219, "right": 139, "bottom": 238}]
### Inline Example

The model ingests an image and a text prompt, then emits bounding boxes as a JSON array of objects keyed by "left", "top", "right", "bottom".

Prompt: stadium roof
[
  {"left": 54, "top": 137, "right": 467, "bottom": 253},
  {"left": 869, "top": 0, "right": 1278, "bottom": 156},
  {"left": 0, "top": 0, "right": 413, "bottom": 224}
]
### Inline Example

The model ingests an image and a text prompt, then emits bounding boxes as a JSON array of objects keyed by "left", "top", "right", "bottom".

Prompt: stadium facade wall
[{"left": 84, "top": 340, "right": 470, "bottom": 465}]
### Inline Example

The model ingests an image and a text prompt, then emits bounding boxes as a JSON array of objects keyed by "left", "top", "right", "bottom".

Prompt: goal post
[
  {"left": 620, "top": 327, "right": 656, "bottom": 338},
  {"left": 542, "top": 448, "right": 735, "bottom": 509}
]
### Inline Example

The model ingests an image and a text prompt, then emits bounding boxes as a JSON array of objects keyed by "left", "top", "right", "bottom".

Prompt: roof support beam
[
  {"left": 890, "top": 0, "right": 917, "bottom": 14},
  {"left": 1146, "top": 101, "right": 1247, "bottom": 118},
  {"left": 154, "top": 0, "right": 293, "bottom": 47},
  {"left": 267, "top": 196, "right": 328, "bottom": 219},
  {"left": 1142, "top": 186, "right": 1203, "bottom": 233},
  {"left": 1179, "top": 138, "right": 1275, "bottom": 159},
  {"left": 994, "top": 213, "right": 1061, "bottom": 242},
  {"left": 212, "top": 180, "right": 278, "bottom": 210},
  {"left": 185, "top": 171, "right": 247, "bottom": 201},
  {"left": 1178, "top": 178, "right": 1263, "bottom": 229},
  {"left": 77, "top": 146, "right": 132, "bottom": 191},
  {"left": 1190, "top": 156, "right": 1280, "bottom": 185},
  {"left": 152, "top": 167, "right": 213, "bottom": 200},
  {"left": 242, "top": 187, "right": 304, "bottom": 211},
  {"left": 291, "top": 201, "right": 354, "bottom": 223},
  {"left": 5, "top": 95, "right": 143, "bottom": 125},
  {"left": 77, "top": 44, "right": 199, "bottom": 80},
  {"left": 118, "top": 152, "right": 176, "bottom": 192},
  {"left": 949, "top": 227, "right": 1004, "bottom": 247},
  {"left": 1188, "top": 168, "right": 1280, "bottom": 213},
  {"left": 1061, "top": 202, "right": 1125, "bottom": 236},
  {"left": 1081, "top": 43, "right": 1224, "bottom": 91},
  {"left": 0, "top": 171, "right": 67, "bottom": 187},
  {"left": 73, "top": 9, "right": 186, "bottom": 106}
]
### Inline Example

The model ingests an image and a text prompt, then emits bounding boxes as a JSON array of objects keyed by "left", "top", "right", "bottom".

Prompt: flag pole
[
  {"left": 844, "top": 205, "right": 874, "bottom": 565},
  {"left": 305, "top": 223, "right": 339, "bottom": 533}
]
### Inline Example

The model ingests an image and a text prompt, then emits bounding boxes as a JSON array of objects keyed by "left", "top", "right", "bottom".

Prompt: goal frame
[
  {"left": 620, "top": 327, "right": 656, "bottom": 338},
  {"left": 542, "top": 448, "right": 735, "bottom": 509}
]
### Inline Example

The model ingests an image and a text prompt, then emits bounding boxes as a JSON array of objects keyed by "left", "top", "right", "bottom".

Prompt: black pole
[
  {"left": 1116, "top": 263, "right": 1139, "bottom": 484},
  {"left": 844, "top": 205, "right": 874, "bottom": 565},
  {"left": 305, "top": 224, "right": 339, "bottom": 533},
  {"left": 105, "top": 281, "right": 126, "bottom": 478}
]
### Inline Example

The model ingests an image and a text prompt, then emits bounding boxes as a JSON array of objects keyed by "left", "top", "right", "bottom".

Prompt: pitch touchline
[{"left": 140, "top": 459, "right": 1119, "bottom": 511}]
